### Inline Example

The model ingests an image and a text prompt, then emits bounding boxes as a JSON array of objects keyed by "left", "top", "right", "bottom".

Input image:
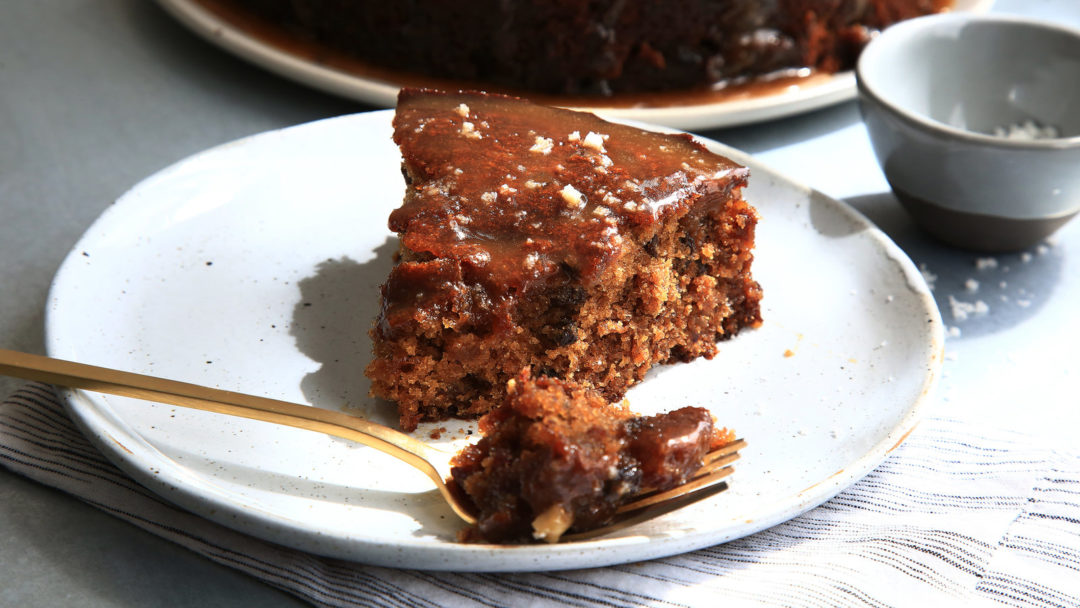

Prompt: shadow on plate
[
  {"left": 807, "top": 187, "right": 871, "bottom": 240},
  {"left": 844, "top": 192, "right": 1065, "bottom": 340},
  {"left": 289, "top": 237, "right": 399, "bottom": 428}
]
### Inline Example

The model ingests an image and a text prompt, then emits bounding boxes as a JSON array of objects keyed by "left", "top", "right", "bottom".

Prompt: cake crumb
[
  {"left": 429, "top": 426, "right": 448, "bottom": 440},
  {"left": 783, "top": 349, "right": 795, "bottom": 358}
]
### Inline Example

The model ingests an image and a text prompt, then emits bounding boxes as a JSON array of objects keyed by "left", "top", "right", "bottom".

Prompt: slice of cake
[
  {"left": 367, "top": 88, "right": 762, "bottom": 431},
  {"left": 450, "top": 371, "right": 734, "bottom": 543}
]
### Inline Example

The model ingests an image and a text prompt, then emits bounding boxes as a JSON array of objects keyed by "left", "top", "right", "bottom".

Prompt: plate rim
[
  {"left": 152, "top": 0, "right": 993, "bottom": 130},
  {"left": 45, "top": 110, "right": 944, "bottom": 571}
]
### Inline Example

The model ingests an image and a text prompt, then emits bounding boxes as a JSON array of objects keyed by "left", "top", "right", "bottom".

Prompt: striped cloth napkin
[{"left": 3, "top": 383, "right": 1079, "bottom": 607}]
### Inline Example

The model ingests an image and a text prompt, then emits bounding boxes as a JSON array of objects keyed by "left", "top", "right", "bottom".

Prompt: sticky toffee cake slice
[{"left": 367, "top": 88, "right": 762, "bottom": 431}]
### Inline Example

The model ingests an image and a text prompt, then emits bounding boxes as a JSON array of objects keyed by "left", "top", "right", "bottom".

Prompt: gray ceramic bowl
[{"left": 856, "top": 13, "right": 1080, "bottom": 251}]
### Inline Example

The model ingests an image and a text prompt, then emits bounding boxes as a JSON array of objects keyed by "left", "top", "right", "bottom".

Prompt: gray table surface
[{"left": 2, "top": 1, "right": 1077, "bottom": 606}]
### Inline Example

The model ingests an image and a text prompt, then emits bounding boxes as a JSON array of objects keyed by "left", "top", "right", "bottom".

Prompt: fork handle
[{"left": 0, "top": 348, "right": 470, "bottom": 519}]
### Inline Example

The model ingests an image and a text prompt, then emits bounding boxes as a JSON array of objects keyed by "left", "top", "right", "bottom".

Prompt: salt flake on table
[
  {"left": 919, "top": 263, "right": 937, "bottom": 290},
  {"left": 949, "top": 295, "right": 989, "bottom": 321}
]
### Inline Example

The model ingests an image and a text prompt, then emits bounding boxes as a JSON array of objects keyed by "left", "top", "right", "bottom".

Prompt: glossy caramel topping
[{"left": 382, "top": 89, "right": 747, "bottom": 336}]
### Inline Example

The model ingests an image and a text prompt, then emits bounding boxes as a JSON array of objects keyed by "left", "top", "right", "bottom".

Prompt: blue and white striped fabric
[{"left": 2, "top": 383, "right": 1078, "bottom": 607}]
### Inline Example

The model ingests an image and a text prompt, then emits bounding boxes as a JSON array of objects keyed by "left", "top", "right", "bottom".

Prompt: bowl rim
[{"left": 855, "top": 12, "right": 1080, "bottom": 150}]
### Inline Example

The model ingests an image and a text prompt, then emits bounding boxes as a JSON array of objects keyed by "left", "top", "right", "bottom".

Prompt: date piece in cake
[
  {"left": 450, "top": 371, "right": 734, "bottom": 543},
  {"left": 367, "top": 88, "right": 762, "bottom": 431}
]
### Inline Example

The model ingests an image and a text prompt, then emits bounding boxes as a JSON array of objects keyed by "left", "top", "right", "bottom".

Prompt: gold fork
[{"left": 0, "top": 348, "right": 743, "bottom": 542}]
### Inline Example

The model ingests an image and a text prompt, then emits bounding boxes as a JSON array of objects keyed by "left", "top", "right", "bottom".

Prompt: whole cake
[
  {"left": 226, "top": 0, "right": 953, "bottom": 95},
  {"left": 367, "top": 88, "right": 762, "bottom": 431},
  {"left": 450, "top": 371, "right": 735, "bottom": 543}
]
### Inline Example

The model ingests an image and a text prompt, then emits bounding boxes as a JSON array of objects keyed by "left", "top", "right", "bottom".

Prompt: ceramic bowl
[{"left": 856, "top": 13, "right": 1080, "bottom": 251}]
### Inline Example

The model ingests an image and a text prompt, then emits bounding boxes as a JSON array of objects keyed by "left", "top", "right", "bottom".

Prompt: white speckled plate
[
  {"left": 154, "top": 0, "right": 993, "bottom": 130},
  {"left": 46, "top": 110, "right": 943, "bottom": 571}
]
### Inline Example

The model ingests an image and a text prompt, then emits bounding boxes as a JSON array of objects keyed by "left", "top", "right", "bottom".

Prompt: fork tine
[
  {"left": 625, "top": 438, "right": 744, "bottom": 498},
  {"left": 561, "top": 478, "right": 732, "bottom": 542},
  {"left": 616, "top": 465, "right": 735, "bottom": 514},
  {"left": 558, "top": 440, "right": 745, "bottom": 542},
  {"left": 704, "top": 438, "right": 747, "bottom": 464},
  {"left": 695, "top": 450, "right": 741, "bottom": 477}
]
